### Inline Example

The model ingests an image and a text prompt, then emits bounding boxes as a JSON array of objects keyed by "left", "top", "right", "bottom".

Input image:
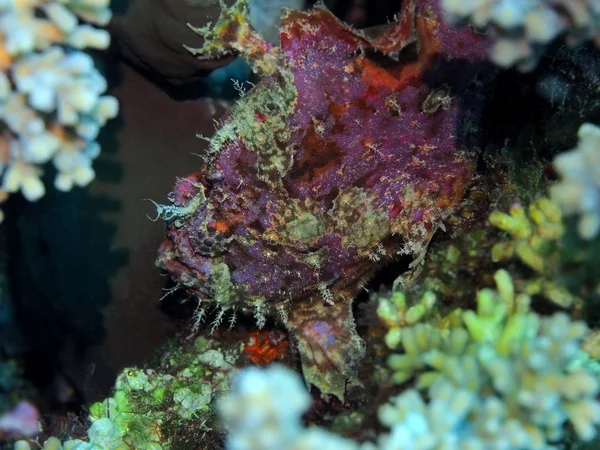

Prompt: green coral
[{"left": 213, "top": 264, "right": 600, "bottom": 450}]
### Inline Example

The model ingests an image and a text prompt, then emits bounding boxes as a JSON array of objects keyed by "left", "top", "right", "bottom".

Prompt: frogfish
[{"left": 155, "top": 0, "right": 491, "bottom": 399}]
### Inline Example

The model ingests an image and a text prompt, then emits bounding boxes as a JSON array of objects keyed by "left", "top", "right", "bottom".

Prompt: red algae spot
[
  {"left": 243, "top": 330, "right": 289, "bottom": 365},
  {"left": 254, "top": 112, "right": 268, "bottom": 122},
  {"left": 213, "top": 220, "right": 230, "bottom": 234}
]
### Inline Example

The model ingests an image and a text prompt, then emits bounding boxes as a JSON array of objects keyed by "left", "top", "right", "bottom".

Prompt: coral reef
[
  {"left": 4, "top": 0, "right": 600, "bottom": 449},
  {"left": 12, "top": 336, "right": 244, "bottom": 449},
  {"left": 219, "top": 271, "right": 600, "bottom": 450},
  {"left": 376, "top": 290, "right": 438, "bottom": 350},
  {"left": 489, "top": 197, "right": 563, "bottom": 273},
  {"left": 0, "top": 0, "right": 118, "bottom": 222},
  {"left": 156, "top": 0, "right": 491, "bottom": 399},
  {"left": 441, "top": 0, "right": 600, "bottom": 71},
  {"left": 382, "top": 272, "right": 600, "bottom": 446}
]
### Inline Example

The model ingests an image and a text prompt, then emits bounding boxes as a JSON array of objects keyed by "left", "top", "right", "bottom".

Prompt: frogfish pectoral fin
[{"left": 288, "top": 298, "right": 365, "bottom": 400}]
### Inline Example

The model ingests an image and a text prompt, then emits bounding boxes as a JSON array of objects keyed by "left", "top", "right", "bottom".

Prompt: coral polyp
[{"left": 156, "top": 0, "right": 490, "bottom": 399}]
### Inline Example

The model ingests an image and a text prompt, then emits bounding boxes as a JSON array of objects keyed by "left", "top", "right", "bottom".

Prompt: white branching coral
[
  {"left": 0, "top": 0, "right": 118, "bottom": 222},
  {"left": 219, "top": 364, "right": 311, "bottom": 450},
  {"left": 550, "top": 123, "right": 600, "bottom": 240},
  {"left": 218, "top": 364, "right": 360, "bottom": 450},
  {"left": 441, "top": 0, "right": 600, "bottom": 71},
  {"left": 0, "top": 0, "right": 111, "bottom": 55},
  {"left": 376, "top": 382, "right": 537, "bottom": 450}
]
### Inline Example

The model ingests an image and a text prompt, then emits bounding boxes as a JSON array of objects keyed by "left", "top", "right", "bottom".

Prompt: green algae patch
[
  {"left": 88, "top": 337, "right": 243, "bottom": 450},
  {"left": 208, "top": 69, "right": 298, "bottom": 185}
]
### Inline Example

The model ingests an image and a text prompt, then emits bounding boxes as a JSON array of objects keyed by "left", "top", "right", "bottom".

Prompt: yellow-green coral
[
  {"left": 489, "top": 197, "right": 578, "bottom": 308},
  {"left": 489, "top": 197, "right": 563, "bottom": 273},
  {"left": 381, "top": 270, "right": 600, "bottom": 447},
  {"left": 376, "top": 290, "right": 437, "bottom": 350}
]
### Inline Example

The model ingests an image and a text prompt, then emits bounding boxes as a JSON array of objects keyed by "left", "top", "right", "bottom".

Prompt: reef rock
[
  {"left": 156, "top": 0, "right": 490, "bottom": 399},
  {"left": 109, "top": 0, "right": 234, "bottom": 85}
]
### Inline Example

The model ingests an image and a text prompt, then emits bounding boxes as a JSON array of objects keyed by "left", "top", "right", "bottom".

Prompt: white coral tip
[
  {"left": 44, "top": 2, "right": 78, "bottom": 34},
  {"left": 578, "top": 212, "right": 600, "bottom": 240},
  {"left": 491, "top": 39, "right": 531, "bottom": 68},
  {"left": 72, "top": 165, "right": 95, "bottom": 187},
  {"left": 95, "top": 96, "right": 119, "bottom": 123},
  {"left": 55, "top": 172, "right": 73, "bottom": 192},
  {"left": 69, "top": 26, "right": 110, "bottom": 50},
  {"left": 21, "top": 172, "right": 45, "bottom": 201},
  {"left": 525, "top": 8, "right": 564, "bottom": 43}
]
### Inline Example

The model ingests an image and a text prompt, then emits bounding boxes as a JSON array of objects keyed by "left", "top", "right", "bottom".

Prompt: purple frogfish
[{"left": 156, "top": 0, "right": 491, "bottom": 399}]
